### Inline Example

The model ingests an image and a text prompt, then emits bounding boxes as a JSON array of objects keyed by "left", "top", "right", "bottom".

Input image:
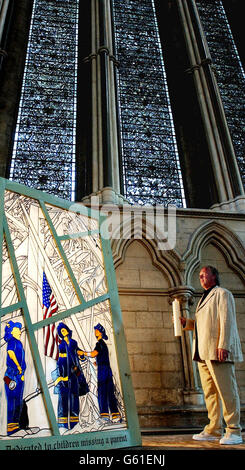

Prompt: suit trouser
[
  {"left": 98, "top": 376, "right": 119, "bottom": 418},
  {"left": 198, "top": 360, "right": 241, "bottom": 436}
]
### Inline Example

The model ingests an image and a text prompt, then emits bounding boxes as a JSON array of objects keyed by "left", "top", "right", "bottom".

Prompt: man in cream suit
[{"left": 181, "top": 266, "right": 243, "bottom": 445}]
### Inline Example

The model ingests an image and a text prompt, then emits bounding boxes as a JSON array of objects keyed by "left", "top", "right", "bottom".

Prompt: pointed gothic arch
[
  {"left": 111, "top": 215, "right": 183, "bottom": 288},
  {"left": 182, "top": 220, "right": 245, "bottom": 286}
]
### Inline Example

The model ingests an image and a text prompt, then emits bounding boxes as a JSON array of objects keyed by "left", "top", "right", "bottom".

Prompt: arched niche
[
  {"left": 113, "top": 238, "right": 185, "bottom": 417},
  {"left": 112, "top": 227, "right": 183, "bottom": 288},
  {"left": 191, "top": 242, "right": 245, "bottom": 291},
  {"left": 183, "top": 220, "right": 245, "bottom": 289},
  {"left": 115, "top": 239, "right": 171, "bottom": 290}
]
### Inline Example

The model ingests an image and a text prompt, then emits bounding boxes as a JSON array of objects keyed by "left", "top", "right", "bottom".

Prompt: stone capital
[{"left": 168, "top": 285, "right": 195, "bottom": 306}]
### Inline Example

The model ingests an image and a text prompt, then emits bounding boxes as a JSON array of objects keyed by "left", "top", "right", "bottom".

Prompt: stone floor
[{"left": 141, "top": 430, "right": 245, "bottom": 450}]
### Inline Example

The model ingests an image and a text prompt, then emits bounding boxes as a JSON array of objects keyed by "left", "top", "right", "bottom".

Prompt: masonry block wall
[
  {"left": 113, "top": 209, "right": 245, "bottom": 428},
  {"left": 116, "top": 241, "right": 184, "bottom": 427}
]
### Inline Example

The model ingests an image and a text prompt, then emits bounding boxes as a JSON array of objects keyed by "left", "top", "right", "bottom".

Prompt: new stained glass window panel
[
  {"left": 44, "top": 302, "right": 126, "bottom": 434},
  {"left": 0, "top": 310, "right": 52, "bottom": 438},
  {"left": 112, "top": 0, "right": 186, "bottom": 207},
  {"left": 9, "top": 0, "right": 79, "bottom": 201},
  {"left": 60, "top": 234, "right": 108, "bottom": 302},
  {"left": 45, "top": 203, "right": 99, "bottom": 236},
  {"left": 0, "top": 179, "right": 141, "bottom": 449},
  {"left": 4, "top": 190, "right": 80, "bottom": 316},
  {"left": 44, "top": 204, "right": 107, "bottom": 302},
  {"left": 1, "top": 236, "right": 19, "bottom": 309},
  {"left": 196, "top": 0, "right": 245, "bottom": 187}
]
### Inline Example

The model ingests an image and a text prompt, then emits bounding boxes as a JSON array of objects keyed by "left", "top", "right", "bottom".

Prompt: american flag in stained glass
[{"left": 42, "top": 272, "right": 59, "bottom": 360}]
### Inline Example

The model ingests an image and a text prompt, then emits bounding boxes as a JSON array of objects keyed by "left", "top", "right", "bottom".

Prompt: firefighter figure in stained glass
[
  {"left": 4, "top": 321, "right": 26, "bottom": 436},
  {"left": 53, "top": 322, "right": 89, "bottom": 430},
  {"left": 82, "top": 323, "right": 121, "bottom": 423}
]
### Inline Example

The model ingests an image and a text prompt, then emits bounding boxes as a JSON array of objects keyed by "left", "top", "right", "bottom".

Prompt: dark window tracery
[
  {"left": 196, "top": 0, "right": 245, "bottom": 187},
  {"left": 9, "top": 0, "right": 79, "bottom": 200},
  {"left": 112, "top": 0, "right": 186, "bottom": 207}
]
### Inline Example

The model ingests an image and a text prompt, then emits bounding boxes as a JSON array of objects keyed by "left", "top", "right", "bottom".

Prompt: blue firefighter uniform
[
  {"left": 56, "top": 323, "right": 88, "bottom": 430},
  {"left": 93, "top": 324, "right": 120, "bottom": 422},
  {"left": 4, "top": 321, "right": 26, "bottom": 436}
]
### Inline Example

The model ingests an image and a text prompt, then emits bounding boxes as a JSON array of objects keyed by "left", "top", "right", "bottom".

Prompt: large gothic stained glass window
[
  {"left": 9, "top": 0, "right": 79, "bottom": 201},
  {"left": 9, "top": 0, "right": 186, "bottom": 207},
  {"left": 196, "top": 0, "right": 245, "bottom": 188},
  {"left": 112, "top": 0, "right": 186, "bottom": 207}
]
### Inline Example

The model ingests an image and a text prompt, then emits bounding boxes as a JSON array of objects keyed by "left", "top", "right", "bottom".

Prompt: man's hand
[
  {"left": 217, "top": 348, "right": 229, "bottom": 362},
  {"left": 179, "top": 317, "right": 186, "bottom": 328}
]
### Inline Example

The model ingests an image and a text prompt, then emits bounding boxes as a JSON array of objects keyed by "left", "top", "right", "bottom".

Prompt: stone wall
[
  {"left": 112, "top": 208, "right": 245, "bottom": 428},
  {"left": 116, "top": 241, "right": 184, "bottom": 427}
]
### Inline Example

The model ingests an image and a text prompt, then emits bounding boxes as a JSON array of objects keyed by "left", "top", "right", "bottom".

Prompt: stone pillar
[
  {"left": 176, "top": 0, "right": 245, "bottom": 211},
  {"left": 0, "top": 0, "right": 10, "bottom": 45},
  {"left": 169, "top": 286, "right": 204, "bottom": 406},
  {"left": 0, "top": 0, "right": 11, "bottom": 169},
  {"left": 83, "top": 0, "right": 125, "bottom": 205}
]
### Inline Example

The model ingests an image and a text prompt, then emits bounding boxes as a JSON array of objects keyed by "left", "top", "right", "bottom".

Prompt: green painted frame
[{"left": 0, "top": 177, "right": 141, "bottom": 451}]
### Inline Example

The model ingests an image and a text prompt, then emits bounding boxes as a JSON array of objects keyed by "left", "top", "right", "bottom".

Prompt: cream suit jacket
[{"left": 185, "top": 286, "right": 243, "bottom": 362}]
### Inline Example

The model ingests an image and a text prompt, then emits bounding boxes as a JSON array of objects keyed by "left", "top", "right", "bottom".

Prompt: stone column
[
  {"left": 169, "top": 286, "right": 204, "bottom": 406},
  {"left": 82, "top": 0, "right": 126, "bottom": 206},
  {"left": 0, "top": 0, "right": 10, "bottom": 44},
  {"left": 176, "top": 0, "right": 245, "bottom": 210}
]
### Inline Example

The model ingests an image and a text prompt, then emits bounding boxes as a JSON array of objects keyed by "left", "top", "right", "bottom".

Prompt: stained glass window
[
  {"left": 9, "top": 0, "right": 79, "bottom": 201},
  {"left": 112, "top": 0, "right": 186, "bottom": 207},
  {"left": 196, "top": 0, "right": 245, "bottom": 187},
  {"left": 0, "top": 177, "right": 141, "bottom": 450}
]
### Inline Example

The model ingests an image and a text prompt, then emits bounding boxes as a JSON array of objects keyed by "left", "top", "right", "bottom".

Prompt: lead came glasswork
[
  {"left": 0, "top": 179, "right": 141, "bottom": 450},
  {"left": 112, "top": 0, "right": 186, "bottom": 207},
  {"left": 9, "top": 0, "right": 79, "bottom": 201},
  {"left": 196, "top": 0, "right": 245, "bottom": 188}
]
